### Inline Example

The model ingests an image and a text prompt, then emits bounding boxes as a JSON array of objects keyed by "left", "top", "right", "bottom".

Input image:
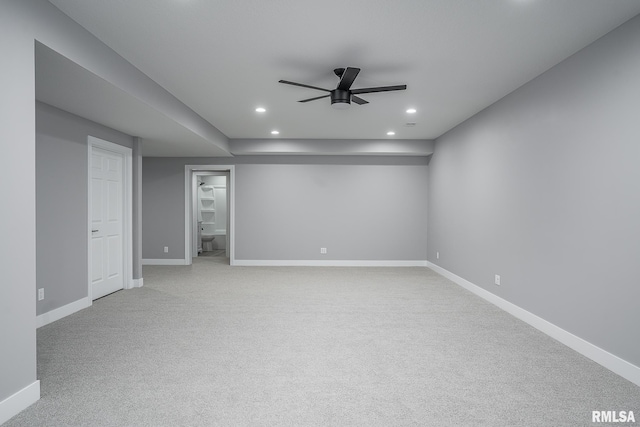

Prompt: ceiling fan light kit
[
  {"left": 331, "top": 89, "right": 351, "bottom": 109},
  {"left": 279, "top": 67, "right": 407, "bottom": 109}
]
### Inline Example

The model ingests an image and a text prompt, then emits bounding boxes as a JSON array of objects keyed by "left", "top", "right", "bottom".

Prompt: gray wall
[
  {"left": 132, "top": 137, "right": 143, "bottom": 279},
  {"left": 1, "top": 0, "right": 199, "bottom": 411},
  {"left": 142, "top": 158, "right": 188, "bottom": 259},
  {"left": 0, "top": 0, "right": 38, "bottom": 408},
  {"left": 36, "top": 102, "right": 134, "bottom": 315},
  {"left": 235, "top": 163, "right": 427, "bottom": 260},
  {"left": 428, "top": 14, "right": 640, "bottom": 366},
  {"left": 142, "top": 156, "right": 428, "bottom": 261}
]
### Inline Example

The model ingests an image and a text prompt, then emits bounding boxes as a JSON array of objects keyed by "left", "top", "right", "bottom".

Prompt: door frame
[
  {"left": 87, "top": 136, "right": 133, "bottom": 301},
  {"left": 184, "top": 165, "right": 235, "bottom": 265}
]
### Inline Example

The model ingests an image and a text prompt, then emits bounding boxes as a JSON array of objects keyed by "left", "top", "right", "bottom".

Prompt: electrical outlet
[
  {"left": 164, "top": 246, "right": 169, "bottom": 253},
  {"left": 320, "top": 247, "right": 327, "bottom": 254},
  {"left": 495, "top": 274, "right": 501, "bottom": 286},
  {"left": 436, "top": 251, "right": 440, "bottom": 260},
  {"left": 38, "top": 288, "right": 44, "bottom": 301}
]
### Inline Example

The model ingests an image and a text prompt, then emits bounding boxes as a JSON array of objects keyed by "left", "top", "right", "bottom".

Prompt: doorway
[
  {"left": 88, "top": 136, "right": 132, "bottom": 300},
  {"left": 184, "top": 165, "right": 235, "bottom": 265},
  {"left": 195, "top": 172, "right": 229, "bottom": 259}
]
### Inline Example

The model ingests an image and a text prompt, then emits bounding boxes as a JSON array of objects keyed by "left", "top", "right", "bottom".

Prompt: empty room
[{"left": 1, "top": 1, "right": 639, "bottom": 426}]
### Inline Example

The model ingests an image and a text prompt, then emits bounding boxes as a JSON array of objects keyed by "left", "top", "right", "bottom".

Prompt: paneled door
[{"left": 90, "top": 146, "right": 124, "bottom": 300}]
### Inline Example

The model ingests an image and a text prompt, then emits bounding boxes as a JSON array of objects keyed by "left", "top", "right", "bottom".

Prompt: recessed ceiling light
[
  {"left": 387, "top": 131, "right": 395, "bottom": 136},
  {"left": 255, "top": 107, "right": 266, "bottom": 113},
  {"left": 406, "top": 108, "right": 417, "bottom": 114},
  {"left": 271, "top": 130, "right": 280, "bottom": 135}
]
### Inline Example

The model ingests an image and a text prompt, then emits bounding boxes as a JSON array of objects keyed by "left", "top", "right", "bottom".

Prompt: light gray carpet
[{"left": 6, "top": 259, "right": 640, "bottom": 426}]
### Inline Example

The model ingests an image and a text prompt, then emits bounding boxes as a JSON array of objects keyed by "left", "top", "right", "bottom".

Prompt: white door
[{"left": 90, "top": 147, "right": 124, "bottom": 299}]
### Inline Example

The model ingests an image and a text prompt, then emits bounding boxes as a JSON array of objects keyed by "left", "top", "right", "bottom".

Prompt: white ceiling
[
  {"left": 43, "top": 0, "right": 640, "bottom": 155},
  {"left": 35, "top": 42, "right": 231, "bottom": 157}
]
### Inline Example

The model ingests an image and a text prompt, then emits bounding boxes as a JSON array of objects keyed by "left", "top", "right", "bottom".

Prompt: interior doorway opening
[
  {"left": 195, "top": 172, "right": 229, "bottom": 259},
  {"left": 184, "top": 165, "right": 235, "bottom": 265}
]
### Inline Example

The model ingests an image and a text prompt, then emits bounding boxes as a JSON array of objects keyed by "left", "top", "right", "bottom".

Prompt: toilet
[{"left": 201, "top": 234, "right": 215, "bottom": 252}]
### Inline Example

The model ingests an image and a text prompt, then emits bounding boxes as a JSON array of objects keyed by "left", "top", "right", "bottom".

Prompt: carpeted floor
[{"left": 6, "top": 258, "right": 640, "bottom": 426}]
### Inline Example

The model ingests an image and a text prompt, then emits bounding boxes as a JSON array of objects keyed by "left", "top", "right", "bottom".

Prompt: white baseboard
[
  {"left": 0, "top": 380, "right": 40, "bottom": 425},
  {"left": 36, "top": 297, "right": 91, "bottom": 329},
  {"left": 234, "top": 260, "right": 428, "bottom": 267},
  {"left": 130, "top": 278, "right": 144, "bottom": 288},
  {"left": 426, "top": 262, "right": 640, "bottom": 388},
  {"left": 142, "top": 259, "right": 187, "bottom": 265}
]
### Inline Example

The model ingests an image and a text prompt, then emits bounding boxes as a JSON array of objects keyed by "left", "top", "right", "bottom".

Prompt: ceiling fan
[{"left": 278, "top": 67, "right": 407, "bottom": 109}]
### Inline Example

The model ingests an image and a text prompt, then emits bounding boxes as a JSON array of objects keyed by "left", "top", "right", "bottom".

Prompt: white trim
[
  {"left": 130, "top": 278, "right": 144, "bottom": 288},
  {"left": 142, "top": 259, "right": 188, "bottom": 266},
  {"left": 185, "top": 165, "right": 236, "bottom": 266},
  {"left": 426, "top": 261, "right": 640, "bottom": 388},
  {"left": 87, "top": 136, "right": 133, "bottom": 299},
  {"left": 36, "top": 297, "right": 91, "bottom": 328},
  {"left": 235, "top": 260, "right": 429, "bottom": 267},
  {"left": 0, "top": 380, "right": 40, "bottom": 425}
]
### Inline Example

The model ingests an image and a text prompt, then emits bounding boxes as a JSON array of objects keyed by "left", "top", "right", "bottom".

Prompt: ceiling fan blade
[
  {"left": 299, "top": 94, "right": 331, "bottom": 103},
  {"left": 337, "top": 67, "right": 360, "bottom": 91},
  {"left": 351, "top": 95, "right": 368, "bottom": 105},
  {"left": 351, "top": 84, "right": 407, "bottom": 95},
  {"left": 278, "top": 80, "right": 331, "bottom": 92}
]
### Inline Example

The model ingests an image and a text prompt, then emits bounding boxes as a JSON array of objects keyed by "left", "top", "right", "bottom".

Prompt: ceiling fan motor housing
[
  {"left": 331, "top": 89, "right": 351, "bottom": 109},
  {"left": 279, "top": 66, "right": 406, "bottom": 108}
]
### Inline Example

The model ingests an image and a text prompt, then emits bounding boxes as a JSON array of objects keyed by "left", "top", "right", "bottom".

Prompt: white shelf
[
  {"left": 199, "top": 183, "right": 225, "bottom": 243},
  {"left": 201, "top": 230, "right": 226, "bottom": 236}
]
